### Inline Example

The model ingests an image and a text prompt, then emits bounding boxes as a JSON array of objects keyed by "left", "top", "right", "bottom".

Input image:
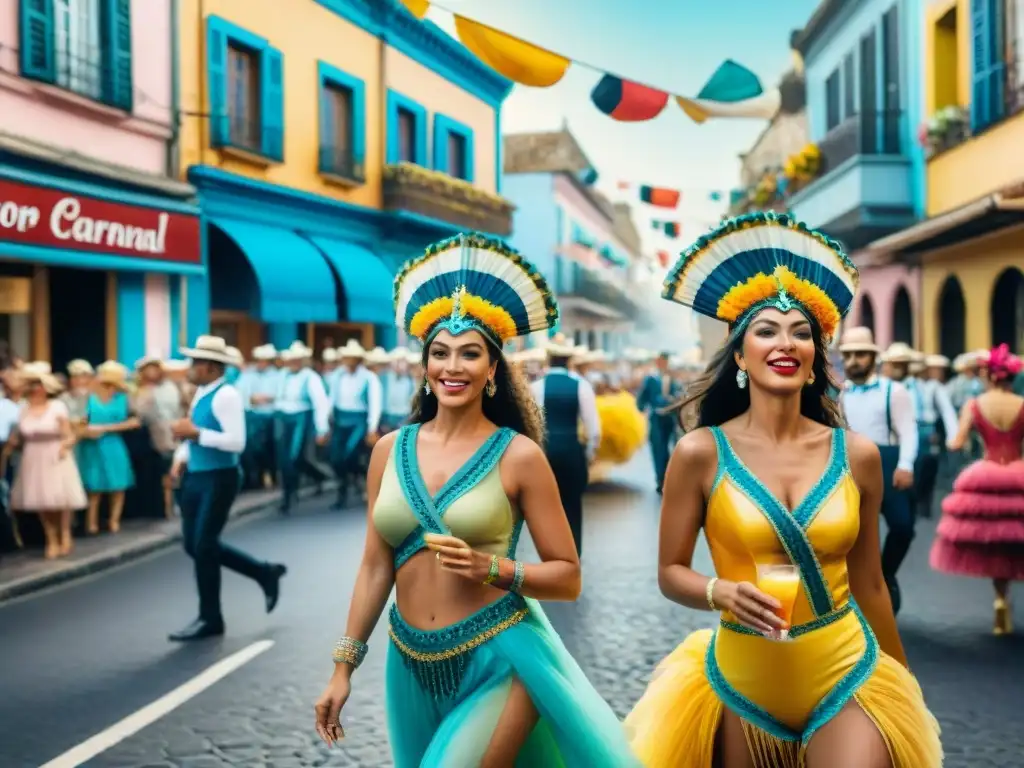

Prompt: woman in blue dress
[
  {"left": 314, "top": 234, "right": 639, "bottom": 766},
  {"left": 79, "top": 361, "right": 139, "bottom": 534}
]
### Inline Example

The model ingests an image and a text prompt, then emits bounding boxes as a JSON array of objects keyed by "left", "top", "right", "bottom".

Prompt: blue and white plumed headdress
[
  {"left": 394, "top": 233, "right": 559, "bottom": 348},
  {"left": 661, "top": 212, "right": 859, "bottom": 341}
]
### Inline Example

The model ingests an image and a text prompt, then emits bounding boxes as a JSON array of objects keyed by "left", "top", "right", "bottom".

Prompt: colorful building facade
[
  {"left": 0, "top": 0, "right": 201, "bottom": 370},
  {"left": 863, "top": 0, "right": 1024, "bottom": 356},
  {"left": 790, "top": 0, "right": 927, "bottom": 348},
  {"left": 502, "top": 130, "right": 644, "bottom": 354},
  {"left": 176, "top": 0, "right": 513, "bottom": 355}
]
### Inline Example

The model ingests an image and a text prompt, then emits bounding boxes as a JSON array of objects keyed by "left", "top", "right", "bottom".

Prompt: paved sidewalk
[{"left": 0, "top": 484, "right": 332, "bottom": 604}]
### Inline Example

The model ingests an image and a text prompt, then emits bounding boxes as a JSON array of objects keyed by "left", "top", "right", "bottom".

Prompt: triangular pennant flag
[
  {"left": 676, "top": 60, "right": 780, "bottom": 124},
  {"left": 453, "top": 16, "right": 570, "bottom": 88},
  {"left": 399, "top": 0, "right": 430, "bottom": 19}
]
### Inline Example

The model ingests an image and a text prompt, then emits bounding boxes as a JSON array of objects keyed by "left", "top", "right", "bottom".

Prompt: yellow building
[
  {"left": 864, "top": 0, "right": 1024, "bottom": 357},
  {"left": 177, "top": 0, "right": 513, "bottom": 352}
]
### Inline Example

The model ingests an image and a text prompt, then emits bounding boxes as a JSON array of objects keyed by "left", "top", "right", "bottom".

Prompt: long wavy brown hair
[
  {"left": 408, "top": 338, "right": 545, "bottom": 446},
  {"left": 670, "top": 315, "right": 844, "bottom": 431}
]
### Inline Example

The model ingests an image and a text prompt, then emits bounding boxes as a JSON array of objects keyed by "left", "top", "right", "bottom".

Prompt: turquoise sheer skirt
[{"left": 385, "top": 592, "right": 640, "bottom": 767}]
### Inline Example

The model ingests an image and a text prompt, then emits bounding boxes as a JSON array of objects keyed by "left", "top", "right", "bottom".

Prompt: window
[
  {"left": 447, "top": 132, "right": 467, "bottom": 179},
  {"left": 1006, "top": 0, "right": 1024, "bottom": 110},
  {"left": 318, "top": 61, "right": 366, "bottom": 180},
  {"left": 398, "top": 108, "right": 416, "bottom": 163},
  {"left": 227, "top": 44, "right": 261, "bottom": 151},
  {"left": 322, "top": 83, "right": 354, "bottom": 174},
  {"left": 825, "top": 69, "right": 841, "bottom": 130},
  {"left": 843, "top": 52, "right": 856, "bottom": 117},
  {"left": 881, "top": 5, "right": 902, "bottom": 152},
  {"left": 860, "top": 29, "right": 878, "bottom": 150},
  {"left": 19, "top": 0, "right": 132, "bottom": 110},
  {"left": 971, "top": 0, "right": 1008, "bottom": 130},
  {"left": 432, "top": 114, "right": 475, "bottom": 182}
]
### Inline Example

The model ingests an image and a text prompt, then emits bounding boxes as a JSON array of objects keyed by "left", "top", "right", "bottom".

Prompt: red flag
[
  {"left": 656, "top": 250, "right": 670, "bottom": 268},
  {"left": 640, "top": 185, "right": 681, "bottom": 208}
]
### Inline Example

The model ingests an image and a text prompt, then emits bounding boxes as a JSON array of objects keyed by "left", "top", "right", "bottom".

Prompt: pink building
[
  {"left": 0, "top": 0, "right": 200, "bottom": 370},
  {"left": 846, "top": 260, "right": 921, "bottom": 350}
]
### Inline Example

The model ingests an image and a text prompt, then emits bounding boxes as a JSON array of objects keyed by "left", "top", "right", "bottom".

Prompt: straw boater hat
[
  {"left": 908, "top": 350, "right": 927, "bottom": 374},
  {"left": 252, "top": 344, "right": 276, "bottom": 361},
  {"left": 837, "top": 326, "right": 880, "bottom": 354},
  {"left": 322, "top": 347, "right": 338, "bottom": 363},
  {"left": 925, "top": 354, "right": 950, "bottom": 369},
  {"left": 134, "top": 350, "right": 164, "bottom": 371},
  {"left": 225, "top": 346, "right": 244, "bottom": 367},
  {"left": 67, "top": 358, "right": 94, "bottom": 377},
  {"left": 280, "top": 341, "right": 312, "bottom": 361},
  {"left": 883, "top": 342, "right": 914, "bottom": 363},
  {"left": 96, "top": 360, "right": 130, "bottom": 390},
  {"left": 21, "top": 361, "right": 63, "bottom": 394},
  {"left": 337, "top": 339, "right": 366, "bottom": 359},
  {"left": 572, "top": 344, "right": 590, "bottom": 360},
  {"left": 952, "top": 352, "right": 978, "bottom": 373},
  {"left": 179, "top": 335, "right": 237, "bottom": 366},
  {"left": 365, "top": 346, "right": 391, "bottom": 366},
  {"left": 545, "top": 333, "right": 577, "bottom": 357}
]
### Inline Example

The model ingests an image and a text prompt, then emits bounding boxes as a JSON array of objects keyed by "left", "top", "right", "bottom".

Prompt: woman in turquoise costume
[
  {"left": 314, "top": 233, "right": 639, "bottom": 767},
  {"left": 625, "top": 213, "right": 941, "bottom": 767}
]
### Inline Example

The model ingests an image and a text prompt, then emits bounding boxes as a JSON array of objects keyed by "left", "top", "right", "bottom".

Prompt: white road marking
[{"left": 40, "top": 639, "right": 274, "bottom": 768}]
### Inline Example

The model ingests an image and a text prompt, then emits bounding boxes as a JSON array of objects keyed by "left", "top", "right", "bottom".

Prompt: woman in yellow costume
[{"left": 625, "top": 213, "right": 942, "bottom": 767}]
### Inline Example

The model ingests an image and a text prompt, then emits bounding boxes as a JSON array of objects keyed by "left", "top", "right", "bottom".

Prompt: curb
[{"left": 0, "top": 483, "right": 334, "bottom": 605}]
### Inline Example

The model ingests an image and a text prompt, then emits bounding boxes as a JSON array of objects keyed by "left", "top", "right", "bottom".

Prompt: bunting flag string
[
  {"left": 400, "top": 0, "right": 781, "bottom": 125},
  {"left": 616, "top": 180, "right": 726, "bottom": 206}
]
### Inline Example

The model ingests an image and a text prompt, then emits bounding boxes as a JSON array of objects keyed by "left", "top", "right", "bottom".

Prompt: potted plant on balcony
[
  {"left": 920, "top": 105, "right": 969, "bottom": 156},
  {"left": 782, "top": 143, "right": 821, "bottom": 195},
  {"left": 752, "top": 171, "right": 778, "bottom": 206}
]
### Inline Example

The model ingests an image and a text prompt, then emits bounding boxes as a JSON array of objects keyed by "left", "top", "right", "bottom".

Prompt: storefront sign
[
  {"left": 0, "top": 178, "right": 200, "bottom": 263},
  {"left": 0, "top": 277, "right": 31, "bottom": 313}
]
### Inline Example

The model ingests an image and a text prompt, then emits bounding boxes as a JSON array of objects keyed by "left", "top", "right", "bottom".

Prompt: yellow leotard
[{"left": 625, "top": 427, "right": 942, "bottom": 767}]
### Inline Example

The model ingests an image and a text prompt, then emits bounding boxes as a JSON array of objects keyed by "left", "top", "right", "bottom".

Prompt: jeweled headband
[
  {"left": 661, "top": 212, "right": 859, "bottom": 340},
  {"left": 393, "top": 232, "right": 559, "bottom": 347}
]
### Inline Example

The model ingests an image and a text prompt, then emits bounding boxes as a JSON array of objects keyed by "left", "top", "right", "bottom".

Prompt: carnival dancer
[
  {"left": 626, "top": 213, "right": 941, "bottom": 768},
  {"left": 237, "top": 344, "right": 280, "bottom": 490},
  {"left": 838, "top": 329, "right": 918, "bottom": 615},
  {"left": 636, "top": 351, "right": 683, "bottom": 492},
  {"left": 168, "top": 335, "right": 287, "bottom": 641},
  {"left": 931, "top": 344, "right": 1024, "bottom": 635},
  {"left": 274, "top": 342, "right": 331, "bottom": 514},
  {"left": 531, "top": 333, "right": 601, "bottom": 556},
  {"left": 328, "top": 340, "right": 381, "bottom": 510},
  {"left": 380, "top": 346, "right": 416, "bottom": 433},
  {"left": 314, "top": 233, "right": 638, "bottom": 767}
]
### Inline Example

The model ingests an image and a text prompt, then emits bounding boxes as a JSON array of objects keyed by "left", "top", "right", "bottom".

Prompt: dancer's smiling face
[
  {"left": 426, "top": 329, "right": 497, "bottom": 407},
  {"left": 736, "top": 308, "right": 816, "bottom": 395}
]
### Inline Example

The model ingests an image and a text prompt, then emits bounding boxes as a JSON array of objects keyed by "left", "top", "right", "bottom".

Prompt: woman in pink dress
[
  {"left": 930, "top": 344, "right": 1024, "bottom": 635},
  {"left": 0, "top": 364, "right": 87, "bottom": 559}
]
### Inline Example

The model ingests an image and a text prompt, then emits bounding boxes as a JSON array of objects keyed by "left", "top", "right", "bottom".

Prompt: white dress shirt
[
  {"left": 383, "top": 371, "right": 416, "bottom": 417},
  {"left": 275, "top": 367, "right": 331, "bottom": 437},
  {"left": 330, "top": 366, "right": 383, "bottom": 433},
  {"left": 531, "top": 367, "right": 602, "bottom": 460},
  {"left": 907, "top": 377, "right": 959, "bottom": 438},
  {"left": 841, "top": 375, "right": 918, "bottom": 472},
  {"left": 173, "top": 377, "right": 247, "bottom": 465}
]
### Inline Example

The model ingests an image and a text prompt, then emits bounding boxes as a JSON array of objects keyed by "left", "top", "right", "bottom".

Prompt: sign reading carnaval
[{"left": 0, "top": 178, "right": 201, "bottom": 263}]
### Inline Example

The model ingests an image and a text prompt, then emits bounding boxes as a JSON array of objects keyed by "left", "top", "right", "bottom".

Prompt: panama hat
[
  {"left": 337, "top": 339, "right": 366, "bottom": 359},
  {"left": 66, "top": 359, "right": 94, "bottom": 377},
  {"left": 161, "top": 359, "right": 191, "bottom": 372},
  {"left": 134, "top": 350, "right": 165, "bottom": 371},
  {"left": 405, "top": 350, "right": 421, "bottom": 365},
  {"left": 388, "top": 346, "right": 411, "bottom": 362},
  {"left": 21, "top": 361, "right": 63, "bottom": 394},
  {"left": 883, "top": 342, "right": 914, "bottom": 363},
  {"left": 322, "top": 347, "right": 339, "bottom": 363},
  {"left": 180, "top": 335, "right": 237, "bottom": 365},
  {"left": 365, "top": 346, "right": 390, "bottom": 365},
  {"left": 545, "top": 333, "right": 577, "bottom": 357},
  {"left": 838, "top": 326, "right": 880, "bottom": 354},
  {"left": 925, "top": 354, "right": 950, "bottom": 368},
  {"left": 95, "top": 360, "right": 130, "bottom": 390},
  {"left": 252, "top": 344, "right": 277, "bottom": 361},
  {"left": 225, "top": 346, "right": 244, "bottom": 367},
  {"left": 279, "top": 341, "right": 313, "bottom": 361}
]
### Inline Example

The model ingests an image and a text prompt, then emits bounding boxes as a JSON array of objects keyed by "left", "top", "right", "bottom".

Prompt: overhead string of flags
[{"left": 399, "top": 0, "right": 781, "bottom": 124}]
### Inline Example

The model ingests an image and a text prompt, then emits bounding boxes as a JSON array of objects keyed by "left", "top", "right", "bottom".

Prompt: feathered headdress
[
  {"left": 394, "top": 233, "right": 559, "bottom": 348},
  {"left": 980, "top": 343, "right": 1023, "bottom": 382},
  {"left": 661, "top": 212, "right": 859, "bottom": 340}
]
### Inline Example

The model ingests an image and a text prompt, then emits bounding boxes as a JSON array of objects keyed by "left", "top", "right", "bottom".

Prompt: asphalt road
[{"left": 1, "top": 454, "right": 1021, "bottom": 767}]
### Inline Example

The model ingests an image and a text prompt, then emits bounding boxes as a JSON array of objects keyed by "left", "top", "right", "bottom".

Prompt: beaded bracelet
[
  {"left": 706, "top": 577, "right": 719, "bottom": 611},
  {"left": 332, "top": 636, "right": 368, "bottom": 668},
  {"left": 483, "top": 554, "right": 500, "bottom": 585},
  {"left": 510, "top": 560, "right": 526, "bottom": 593}
]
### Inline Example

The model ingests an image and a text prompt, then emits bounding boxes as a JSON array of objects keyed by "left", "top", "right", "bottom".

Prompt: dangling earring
[
  {"left": 485, "top": 377, "right": 497, "bottom": 397},
  {"left": 736, "top": 369, "right": 748, "bottom": 389},
  {"left": 805, "top": 374, "right": 816, "bottom": 387},
  {"left": 423, "top": 377, "right": 431, "bottom": 395}
]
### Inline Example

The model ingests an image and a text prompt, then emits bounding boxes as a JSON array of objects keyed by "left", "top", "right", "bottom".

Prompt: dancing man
[
  {"left": 169, "top": 335, "right": 286, "bottom": 641},
  {"left": 328, "top": 340, "right": 381, "bottom": 509}
]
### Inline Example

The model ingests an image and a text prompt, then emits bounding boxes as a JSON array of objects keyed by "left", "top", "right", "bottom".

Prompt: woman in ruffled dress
[
  {"left": 625, "top": 213, "right": 941, "bottom": 767},
  {"left": 931, "top": 343, "right": 1024, "bottom": 635},
  {"left": 2, "top": 363, "right": 86, "bottom": 558},
  {"left": 314, "top": 234, "right": 639, "bottom": 767}
]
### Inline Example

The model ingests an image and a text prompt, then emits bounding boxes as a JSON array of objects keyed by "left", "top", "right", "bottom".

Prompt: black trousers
[
  {"left": 547, "top": 442, "right": 588, "bottom": 556},
  {"left": 180, "top": 468, "right": 266, "bottom": 624},
  {"left": 878, "top": 446, "right": 915, "bottom": 615}
]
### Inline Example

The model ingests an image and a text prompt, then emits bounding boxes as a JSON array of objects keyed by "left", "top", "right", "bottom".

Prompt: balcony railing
[
  {"left": 382, "top": 163, "right": 514, "bottom": 236},
  {"left": 318, "top": 146, "right": 365, "bottom": 183},
  {"left": 817, "top": 110, "right": 903, "bottom": 175},
  {"left": 561, "top": 262, "right": 640, "bottom": 321}
]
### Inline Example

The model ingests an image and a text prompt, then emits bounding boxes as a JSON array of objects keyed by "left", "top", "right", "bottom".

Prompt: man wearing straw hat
[
  {"left": 380, "top": 346, "right": 416, "bottom": 434},
  {"left": 636, "top": 351, "right": 683, "bottom": 493},
  {"left": 327, "top": 339, "right": 381, "bottom": 509},
  {"left": 531, "top": 333, "right": 600, "bottom": 556},
  {"left": 237, "top": 344, "right": 280, "bottom": 490},
  {"left": 168, "top": 335, "right": 286, "bottom": 641},
  {"left": 839, "top": 330, "right": 918, "bottom": 614}
]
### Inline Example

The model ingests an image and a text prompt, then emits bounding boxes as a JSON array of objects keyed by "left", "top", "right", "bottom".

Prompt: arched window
[
  {"left": 938, "top": 275, "right": 966, "bottom": 359},
  {"left": 860, "top": 294, "right": 876, "bottom": 334},
  {"left": 990, "top": 268, "right": 1024, "bottom": 354},
  {"left": 892, "top": 286, "right": 914, "bottom": 345}
]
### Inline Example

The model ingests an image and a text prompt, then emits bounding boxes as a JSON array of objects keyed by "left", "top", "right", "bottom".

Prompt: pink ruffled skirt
[{"left": 930, "top": 460, "right": 1024, "bottom": 580}]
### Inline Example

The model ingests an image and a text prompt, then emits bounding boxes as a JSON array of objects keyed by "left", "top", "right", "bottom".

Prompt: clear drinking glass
[{"left": 756, "top": 563, "right": 800, "bottom": 641}]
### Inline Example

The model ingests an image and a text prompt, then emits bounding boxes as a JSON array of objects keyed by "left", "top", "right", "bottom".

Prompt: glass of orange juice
[{"left": 756, "top": 564, "right": 800, "bottom": 641}]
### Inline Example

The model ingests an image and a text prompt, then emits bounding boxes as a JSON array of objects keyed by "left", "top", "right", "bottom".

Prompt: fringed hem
[{"left": 625, "top": 630, "right": 942, "bottom": 768}]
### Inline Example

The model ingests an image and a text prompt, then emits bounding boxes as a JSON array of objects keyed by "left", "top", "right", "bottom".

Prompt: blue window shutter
[
  {"left": 463, "top": 130, "right": 475, "bottom": 183},
  {"left": 102, "top": 0, "right": 133, "bottom": 110},
  {"left": 432, "top": 115, "right": 448, "bottom": 171},
  {"left": 318, "top": 74, "right": 333, "bottom": 173},
  {"left": 19, "top": 0, "right": 55, "bottom": 83},
  {"left": 261, "top": 47, "right": 284, "bottom": 161},
  {"left": 206, "top": 20, "right": 228, "bottom": 147},
  {"left": 986, "top": 0, "right": 1005, "bottom": 123},
  {"left": 385, "top": 92, "right": 398, "bottom": 163},
  {"left": 352, "top": 80, "right": 366, "bottom": 176},
  {"left": 970, "top": 0, "right": 991, "bottom": 130},
  {"left": 414, "top": 110, "right": 427, "bottom": 165}
]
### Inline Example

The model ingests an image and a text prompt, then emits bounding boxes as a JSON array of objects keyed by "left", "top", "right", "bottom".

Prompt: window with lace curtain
[{"left": 54, "top": 0, "right": 101, "bottom": 100}]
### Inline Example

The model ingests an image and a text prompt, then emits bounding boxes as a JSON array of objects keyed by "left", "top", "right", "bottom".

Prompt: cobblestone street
[{"left": 1, "top": 453, "right": 1021, "bottom": 767}]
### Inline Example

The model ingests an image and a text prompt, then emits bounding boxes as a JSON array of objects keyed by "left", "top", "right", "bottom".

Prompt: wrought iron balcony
[
  {"left": 559, "top": 261, "right": 641, "bottom": 322},
  {"left": 382, "top": 163, "right": 514, "bottom": 236},
  {"left": 817, "top": 110, "right": 903, "bottom": 174}
]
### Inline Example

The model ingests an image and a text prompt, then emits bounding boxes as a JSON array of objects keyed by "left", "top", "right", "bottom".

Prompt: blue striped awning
[
  {"left": 210, "top": 217, "right": 337, "bottom": 323},
  {"left": 305, "top": 235, "right": 394, "bottom": 324}
]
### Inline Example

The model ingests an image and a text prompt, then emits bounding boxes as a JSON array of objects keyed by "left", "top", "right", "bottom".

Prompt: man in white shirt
[
  {"left": 328, "top": 340, "right": 382, "bottom": 509},
  {"left": 839, "top": 329, "right": 918, "bottom": 614},
  {"left": 531, "top": 335, "right": 601, "bottom": 556},
  {"left": 168, "top": 336, "right": 286, "bottom": 641},
  {"left": 904, "top": 353, "right": 959, "bottom": 519}
]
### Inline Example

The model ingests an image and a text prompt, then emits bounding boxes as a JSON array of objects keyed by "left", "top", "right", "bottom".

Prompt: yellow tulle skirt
[
  {"left": 594, "top": 392, "right": 647, "bottom": 465},
  {"left": 625, "top": 627, "right": 942, "bottom": 767}
]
